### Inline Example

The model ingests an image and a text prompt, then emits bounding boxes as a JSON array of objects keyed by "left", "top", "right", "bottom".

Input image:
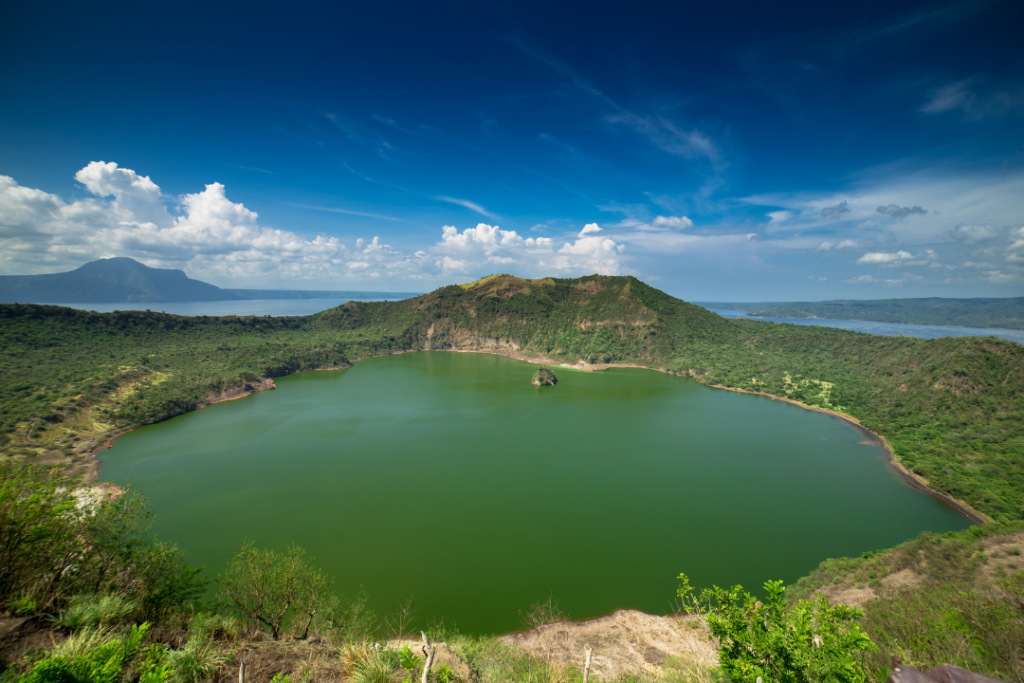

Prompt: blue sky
[{"left": 1, "top": 0, "right": 1022, "bottom": 300}]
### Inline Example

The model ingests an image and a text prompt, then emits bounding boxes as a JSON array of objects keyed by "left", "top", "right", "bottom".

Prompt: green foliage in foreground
[
  {"left": 0, "top": 461, "right": 206, "bottom": 618},
  {"left": 677, "top": 575, "right": 875, "bottom": 683},
  {"left": 15, "top": 623, "right": 157, "bottom": 683},
  {"left": 217, "top": 542, "right": 369, "bottom": 641}
]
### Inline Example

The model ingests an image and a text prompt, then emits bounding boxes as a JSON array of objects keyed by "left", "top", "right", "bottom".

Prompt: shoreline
[
  {"left": 86, "top": 346, "right": 988, "bottom": 525},
  {"left": 417, "top": 346, "right": 991, "bottom": 525}
]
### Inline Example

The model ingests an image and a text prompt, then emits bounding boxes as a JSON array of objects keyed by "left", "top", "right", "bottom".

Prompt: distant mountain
[
  {"left": 698, "top": 297, "right": 1024, "bottom": 331},
  {"left": 0, "top": 258, "right": 241, "bottom": 303},
  {"left": 0, "top": 258, "right": 424, "bottom": 304}
]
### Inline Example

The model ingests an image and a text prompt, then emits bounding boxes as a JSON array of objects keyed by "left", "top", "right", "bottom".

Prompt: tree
[
  {"left": 218, "top": 542, "right": 332, "bottom": 640},
  {"left": 677, "top": 574, "right": 876, "bottom": 683},
  {"left": 0, "top": 462, "right": 81, "bottom": 608},
  {"left": 0, "top": 462, "right": 204, "bottom": 618}
]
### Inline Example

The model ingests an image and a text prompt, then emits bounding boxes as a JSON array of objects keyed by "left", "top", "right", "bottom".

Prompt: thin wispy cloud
[
  {"left": 506, "top": 36, "right": 617, "bottom": 109},
  {"left": 920, "top": 79, "right": 1024, "bottom": 119},
  {"left": 434, "top": 196, "right": 500, "bottom": 220},
  {"left": 509, "top": 37, "right": 722, "bottom": 170},
  {"left": 290, "top": 203, "right": 403, "bottom": 221},
  {"left": 229, "top": 164, "right": 275, "bottom": 174}
]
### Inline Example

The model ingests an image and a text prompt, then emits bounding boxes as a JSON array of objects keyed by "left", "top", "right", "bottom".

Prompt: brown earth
[{"left": 498, "top": 609, "right": 717, "bottom": 681}]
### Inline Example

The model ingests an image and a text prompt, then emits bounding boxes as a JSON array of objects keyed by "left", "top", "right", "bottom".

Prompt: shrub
[
  {"left": 217, "top": 542, "right": 332, "bottom": 640},
  {"left": 166, "top": 635, "right": 227, "bottom": 683},
  {"left": 520, "top": 595, "right": 567, "bottom": 630},
  {"left": 678, "top": 574, "right": 875, "bottom": 683},
  {"left": 18, "top": 624, "right": 150, "bottom": 683}
]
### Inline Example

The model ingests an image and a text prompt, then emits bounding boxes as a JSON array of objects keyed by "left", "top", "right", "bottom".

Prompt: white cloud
[
  {"left": 434, "top": 195, "right": 499, "bottom": 220},
  {"left": 554, "top": 224, "right": 625, "bottom": 274},
  {"left": 0, "top": 163, "right": 430, "bottom": 284},
  {"left": 0, "top": 162, "right": 636, "bottom": 284},
  {"left": 820, "top": 201, "right": 850, "bottom": 218},
  {"left": 856, "top": 250, "right": 913, "bottom": 265},
  {"left": 651, "top": 215, "right": 694, "bottom": 230},
  {"left": 818, "top": 238, "right": 860, "bottom": 252},
  {"left": 876, "top": 204, "right": 927, "bottom": 218},
  {"left": 844, "top": 274, "right": 904, "bottom": 285},
  {"left": 950, "top": 224, "right": 997, "bottom": 244},
  {"left": 434, "top": 222, "right": 625, "bottom": 276},
  {"left": 628, "top": 215, "right": 695, "bottom": 232},
  {"left": 767, "top": 210, "right": 792, "bottom": 223},
  {"left": 436, "top": 223, "right": 553, "bottom": 266},
  {"left": 1008, "top": 227, "right": 1024, "bottom": 251}
]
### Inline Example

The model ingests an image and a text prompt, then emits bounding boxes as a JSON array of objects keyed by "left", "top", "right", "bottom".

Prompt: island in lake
[{"left": 532, "top": 366, "right": 558, "bottom": 385}]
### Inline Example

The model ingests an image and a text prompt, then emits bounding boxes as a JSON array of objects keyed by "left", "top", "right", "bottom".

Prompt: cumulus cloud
[
  {"left": 820, "top": 201, "right": 850, "bottom": 218},
  {"left": 818, "top": 238, "right": 860, "bottom": 252},
  {"left": 628, "top": 215, "right": 694, "bottom": 232},
  {"left": 876, "top": 204, "right": 927, "bottom": 218},
  {"left": 436, "top": 223, "right": 552, "bottom": 265},
  {"left": 434, "top": 222, "right": 626, "bottom": 276},
  {"left": 856, "top": 250, "right": 913, "bottom": 265},
  {"left": 651, "top": 215, "right": 694, "bottom": 230},
  {"left": 1006, "top": 227, "right": 1024, "bottom": 264},
  {"left": 555, "top": 224, "right": 626, "bottom": 274},
  {"left": 950, "top": 224, "right": 997, "bottom": 244},
  {"left": 0, "top": 163, "right": 463, "bottom": 283},
  {"left": 0, "top": 162, "right": 635, "bottom": 284}
]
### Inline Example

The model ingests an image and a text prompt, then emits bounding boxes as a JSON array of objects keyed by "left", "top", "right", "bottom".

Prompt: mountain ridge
[
  {"left": 699, "top": 296, "right": 1024, "bottom": 330},
  {"left": 0, "top": 258, "right": 421, "bottom": 303}
]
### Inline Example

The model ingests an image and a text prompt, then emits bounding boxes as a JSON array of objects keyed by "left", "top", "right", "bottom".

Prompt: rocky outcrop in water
[{"left": 532, "top": 367, "right": 558, "bottom": 386}]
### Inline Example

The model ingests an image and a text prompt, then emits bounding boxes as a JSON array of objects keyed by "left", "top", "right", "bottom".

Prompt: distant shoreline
[{"left": 89, "top": 346, "right": 989, "bottom": 525}]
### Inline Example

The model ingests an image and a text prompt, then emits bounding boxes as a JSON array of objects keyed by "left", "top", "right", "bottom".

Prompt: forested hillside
[
  {"left": 708, "top": 296, "right": 1024, "bottom": 330},
  {"left": 2, "top": 274, "right": 1022, "bottom": 522}
]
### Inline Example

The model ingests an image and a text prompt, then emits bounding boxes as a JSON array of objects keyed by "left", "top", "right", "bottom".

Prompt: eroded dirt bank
[{"left": 498, "top": 610, "right": 716, "bottom": 680}]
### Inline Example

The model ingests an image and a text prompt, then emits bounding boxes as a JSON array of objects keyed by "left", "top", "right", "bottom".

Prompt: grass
[{"left": 790, "top": 522, "right": 1024, "bottom": 682}]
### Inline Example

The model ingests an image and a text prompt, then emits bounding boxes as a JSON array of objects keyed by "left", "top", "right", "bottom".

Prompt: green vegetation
[
  {"left": 0, "top": 461, "right": 205, "bottom": 620},
  {"left": 677, "top": 576, "right": 875, "bottom": 683},
  {"left": 218, "top": 543, "right": 336, "bottom": 641},
  {"left": 3, "top": 273, "right": 1024, "bottom": 681},
  {"left": 788, "top": 522, "right": 1024, "bottom": 682},
  {"left": 705, "top": 297, "right": 1024, "bottom": 330}
]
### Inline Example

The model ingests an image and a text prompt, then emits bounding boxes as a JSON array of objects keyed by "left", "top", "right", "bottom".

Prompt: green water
[{"left": 100, "top": 351, "right": 971, "bottom": 634}]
